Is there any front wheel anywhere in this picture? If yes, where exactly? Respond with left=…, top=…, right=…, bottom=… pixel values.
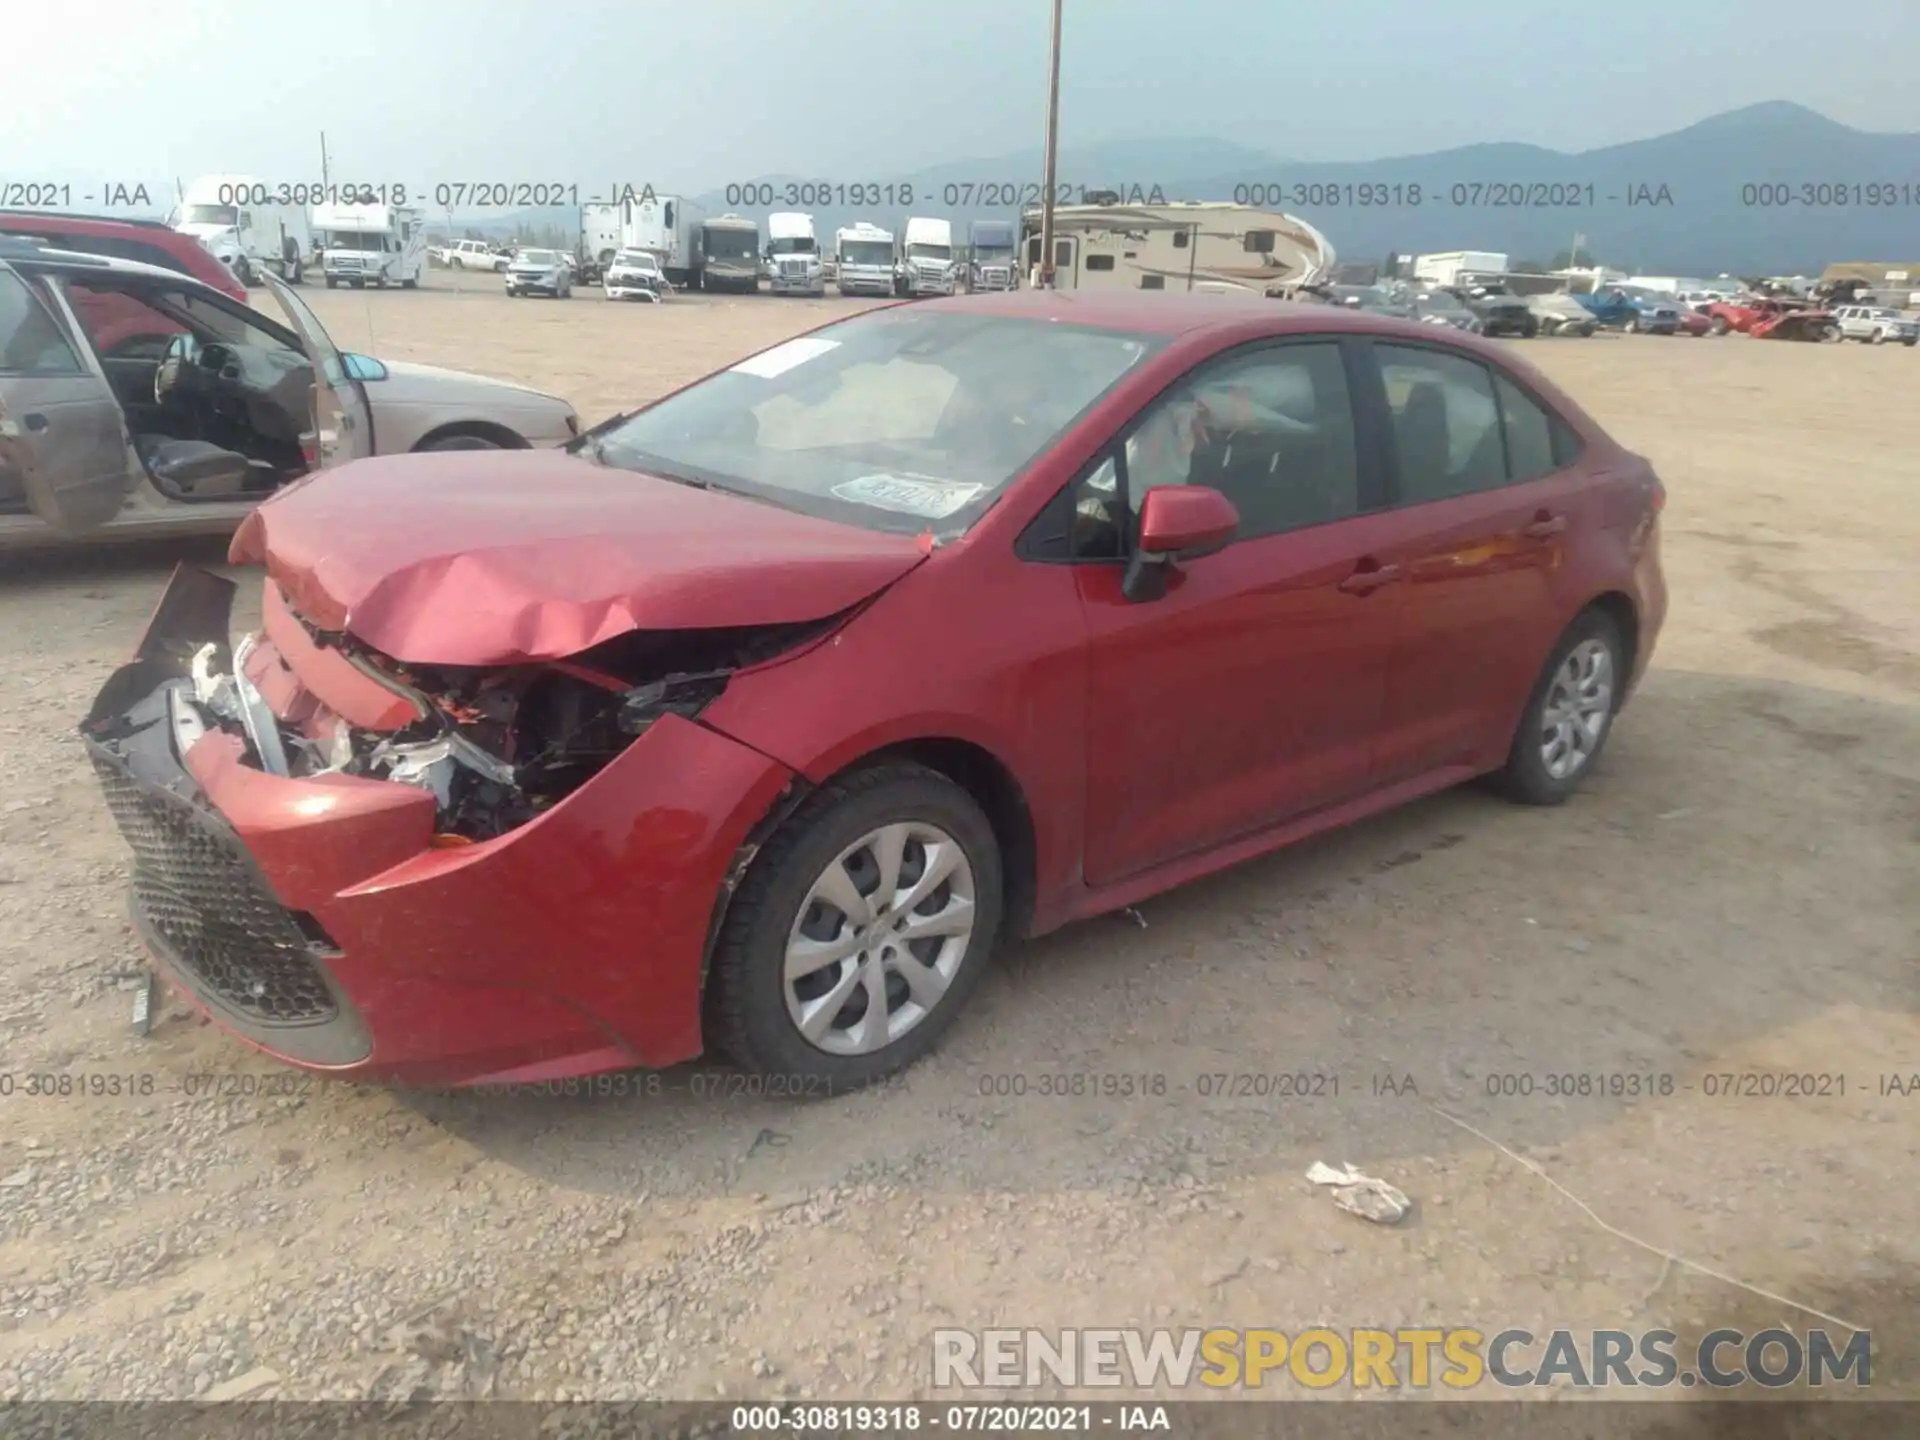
left=1710, top=316, right=1730, bottom=335
left=1870, top=328, right=1887, bottom=345
left=1622, top=315, right=1639, bottom=334
left=1904, top=337, right=1917, bottom=347
left=421, top=434, right=505, bottom=451
left=706, top=763, right=1004, bottom=1091
left=1493, top=610, right=1625, bottom=806
left=325, top=277, right=338, bottom=289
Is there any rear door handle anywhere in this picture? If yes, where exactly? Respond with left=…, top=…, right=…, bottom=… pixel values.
left=1337, top=561, right=1403, bottom=596
left=1522, top=511, right=1567, bottom=541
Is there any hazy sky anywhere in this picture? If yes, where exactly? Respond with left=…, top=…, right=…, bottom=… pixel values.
left=11, top=0, right=1917, bottom=195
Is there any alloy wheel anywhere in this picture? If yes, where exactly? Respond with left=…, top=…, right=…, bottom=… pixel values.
left=1539, top=639, right=1614, bottom=781
left=783, top=822, right=977, bottom=1056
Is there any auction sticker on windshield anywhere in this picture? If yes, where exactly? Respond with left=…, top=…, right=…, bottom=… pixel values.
left=832, top=474, right=985, bottom=518
left=731, top=337, right=841, bottom=378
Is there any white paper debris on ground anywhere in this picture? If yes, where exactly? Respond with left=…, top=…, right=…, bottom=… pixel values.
left=1307, top=1160, right=1412, bottom=1225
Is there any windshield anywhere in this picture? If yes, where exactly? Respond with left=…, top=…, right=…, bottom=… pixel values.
left=840, top=240, right=894, bottom=267
left=516, top=250, right=561, bottom=265
left=182, top=204, right=238, bottom=227
left=326, top=233, right=384, bottom=253
left=583, top=310, right=1162, bottom=535
left=705, top=228, right=758, bottom=262
left=1417, top=291, right=1466, bottom=313
left=613, top=250, right=658, bottom=269
left=907, top=243, right=952, bottom=262
left=769, top=236, right=817, bottom=256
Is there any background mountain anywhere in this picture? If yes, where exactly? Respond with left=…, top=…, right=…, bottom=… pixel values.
left=445, top=103, right=1919, bottom=276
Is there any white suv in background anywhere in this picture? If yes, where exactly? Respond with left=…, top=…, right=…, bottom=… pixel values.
left=1833, top=305, right=1918, bottom=346
left=438, top=239, right=508, bottom=271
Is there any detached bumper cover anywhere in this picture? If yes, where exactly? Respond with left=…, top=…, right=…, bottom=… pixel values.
left=81, top=566, right=796, bottom=1086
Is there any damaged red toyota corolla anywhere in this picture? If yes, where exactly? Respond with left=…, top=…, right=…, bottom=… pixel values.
left=81, top=292, right=1666, bottom=1091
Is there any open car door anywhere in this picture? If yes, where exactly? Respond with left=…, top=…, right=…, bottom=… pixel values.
left=0, top=262, right=139, bottom=532
left=257, top=272, right=373, bottom=467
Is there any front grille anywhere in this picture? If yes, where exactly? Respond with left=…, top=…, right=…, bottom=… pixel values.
left=88, top=746, right=339, bottom=1027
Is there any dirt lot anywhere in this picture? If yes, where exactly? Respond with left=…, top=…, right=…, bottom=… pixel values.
left=0, top=277, right=1914, bottom=1409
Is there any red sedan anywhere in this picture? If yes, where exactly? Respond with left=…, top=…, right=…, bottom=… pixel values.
left=81, top=292, right=1667, bottom=1093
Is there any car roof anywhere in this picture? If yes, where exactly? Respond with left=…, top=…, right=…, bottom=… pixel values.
left=0, top=209, right=177, bottom=234
left=910, top=288, right=1438, bottom=340
left=0, top=238, right=218, bottom=289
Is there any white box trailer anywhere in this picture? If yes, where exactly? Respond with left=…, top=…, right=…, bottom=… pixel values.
left=1412, top=250, right=1509, bottom=287
left=172, top=173, right=313, bottom=284
left=312, top=203, right=427, bottom=289
left=580, top=204, right=624, bottom=268
left=615, top=193, right=704, bottom=288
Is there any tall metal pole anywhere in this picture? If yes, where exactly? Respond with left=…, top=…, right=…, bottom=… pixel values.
left=320, top=132, right=332, bottom=192
left=1038, top=0, right=1063, bottom=289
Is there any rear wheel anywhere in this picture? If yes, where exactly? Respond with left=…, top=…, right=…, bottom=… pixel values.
left=1710, top=315, right=1730, bottom=336
left=1623, top=315, right=1639, bottom=334
left=706, top=763, right=1003, bottom=1091
left=1871, top=327, right=1887, bottom=345
left=1493, top=610, right=1625, bottom=807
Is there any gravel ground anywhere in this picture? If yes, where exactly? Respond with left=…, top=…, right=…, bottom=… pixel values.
left=0, top=281, right=1914, bottom=1408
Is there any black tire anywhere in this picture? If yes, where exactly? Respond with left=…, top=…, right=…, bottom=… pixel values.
left=1622, top=315, right=1639, bottom=334
left=401, top=276, right=418, bottom=290
left=234, top=257, right=254, bottom=286
left=1492, top=609, right=1626, bottom=806
left=706, top=762, right=1004, bottom=1092
left=350, top=279, right=364, bottom=290
left=420, top=434, right=505, bottom=451
left=325, top=277, right=338, bottom=289
left=1710, top=316, right=1730, bottom=336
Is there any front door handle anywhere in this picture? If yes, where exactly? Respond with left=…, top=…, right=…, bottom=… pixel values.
left=22, top=412, right=49, bottom=432
left=1522, top=511, right=1567, bottom=541
left=1338, top=561, right=1403, bottom=596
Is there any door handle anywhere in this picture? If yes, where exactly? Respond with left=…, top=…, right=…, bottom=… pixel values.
left=22, top=412, right=49, bottom=432
left=1521, top=511, right=1567, bottom=541
left=1338, top=561, right=1403, bottom=596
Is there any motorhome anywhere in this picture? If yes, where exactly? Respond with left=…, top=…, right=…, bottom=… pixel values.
left=699, top=214, right=760, bottom=293
left=615, top=193, right=704, bottom=288
left=172, top=173, right=312, bottom=284
left=834, top=223, right=897, bottom=296
left=967, top=219, right=1017, bottom=291
left=311, top=203, right=427, bottom=289
left=1018, top=202, right=1334, bottom=294
left=899, top=217, right=955, bottom=297
left=765, top=213, right=825, bottom=297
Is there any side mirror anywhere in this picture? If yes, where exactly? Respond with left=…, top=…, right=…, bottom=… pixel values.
left=341, top=353, right=388, bottom=383
left=1124, top=485, right=1239, bottom=602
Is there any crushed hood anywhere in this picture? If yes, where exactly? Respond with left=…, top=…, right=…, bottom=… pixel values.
left=228, top=450, right=930, bottom=666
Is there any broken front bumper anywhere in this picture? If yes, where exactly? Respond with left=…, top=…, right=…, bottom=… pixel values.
left=80, top=566, right=795, bottom=1087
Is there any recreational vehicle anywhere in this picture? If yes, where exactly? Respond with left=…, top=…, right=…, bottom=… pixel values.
left=699, top=214, right=760, bottom=293
left=172, top=174, right=312, bottom=284
left=1018, top=202, right=1334, bottom=295
left=312, top=203, right=427, bottom=289
left=834, top=223, right=897, bottom=296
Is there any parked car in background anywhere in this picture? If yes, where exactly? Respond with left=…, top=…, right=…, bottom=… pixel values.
left=505, top=249, right=572, bottom=299
left=1527, top=294, right=1597, bottom=336
left=603, top=249, right=668, bottom=302
left=439, top=239, right=508, bottom=271
left=1576, top=287, right=1681, bottom=335
left=1702, top=295, right=1839, bottom=341
left=1831, top=305, right=1918, bottom=346
left=1411, top=288, right=1481, bottom=332
left=71, top=292, right=1665, bottom=1091
left=1458, top=287, right=1538, bottom=338
left=0, top=212, right=248, bottom=302
left=0, top=247, right=578, bottom=548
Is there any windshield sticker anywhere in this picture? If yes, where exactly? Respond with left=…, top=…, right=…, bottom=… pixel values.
left=831, top=474, right=986, bottom=519
left=730, top=337, right=841, bottom=378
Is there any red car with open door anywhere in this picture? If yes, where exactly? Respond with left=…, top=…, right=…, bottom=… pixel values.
left=78, top=292, right=1667, bottom=1094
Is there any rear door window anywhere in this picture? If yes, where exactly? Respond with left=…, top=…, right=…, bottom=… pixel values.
left=1374, top=344, right=1505, bottom=503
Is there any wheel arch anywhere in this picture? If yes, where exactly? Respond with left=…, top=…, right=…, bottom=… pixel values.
left=410, top=419, right=530, bottom=452
left=1584, top=589, right=1641, bottom=685
left=696, top=733, right=1041, bottom=1001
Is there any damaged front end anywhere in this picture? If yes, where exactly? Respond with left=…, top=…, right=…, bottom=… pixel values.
left=272, top=616, right=816, bottom=841
left=109, top=569, right=830, bottom=844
